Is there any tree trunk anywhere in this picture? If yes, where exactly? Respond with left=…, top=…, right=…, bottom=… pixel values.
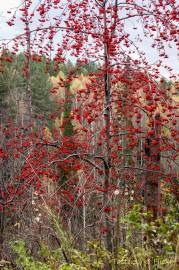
left=144, top=113, right=161, bottom=219
left=103, top=4, right=113, bottom=255
left=175, top=235, right=179, bottom=267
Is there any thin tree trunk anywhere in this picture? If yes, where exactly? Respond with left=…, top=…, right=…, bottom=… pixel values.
left=175, top=235, right=179, bottom=267
left=0, top=211, right=4, bottom=259
left=103, top=3, right=113, bottom=255
left=144, top=113, right=161, bottom=219
left=24, top=0, right=32, bottom=125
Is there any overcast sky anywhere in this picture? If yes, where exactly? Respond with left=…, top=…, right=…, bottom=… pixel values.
left=0, top=0, right=178, bottom=79
left=0, top=0, right=21, bottom=39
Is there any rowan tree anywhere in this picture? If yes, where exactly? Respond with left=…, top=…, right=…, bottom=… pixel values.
left=0, top=0, right=178, bottom=267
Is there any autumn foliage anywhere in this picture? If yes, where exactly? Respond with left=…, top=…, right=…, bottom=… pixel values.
left=0, top=0, right=178, bottom=269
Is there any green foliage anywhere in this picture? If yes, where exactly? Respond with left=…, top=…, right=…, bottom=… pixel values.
left=30, top=56, right=55, bottom=121
left=0, top=259, right=13, bottom=270
left=12, top=240, right=51, bottom=270
left=120, top=205, right=178, bottom=248
left=6, top=205, right=178, bottom=270
left=63, top=94, right=73, bottom=137
left=60, top=263, right=87, bottom=270
left=119, top=205, right=178, bottom=269
left=0, top=51, right=56, bottom=124
left=11, top=239, right=111, bottom=270
left=3, top=198, right=179, bottom=270
left=39, top=241, right=63, bottom=269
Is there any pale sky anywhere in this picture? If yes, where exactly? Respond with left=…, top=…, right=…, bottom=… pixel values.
left=0, top=0, right=20, bottom=12
left=0, top=0, right=21, bottom=39
left=0, top=0, right=178, bottom=79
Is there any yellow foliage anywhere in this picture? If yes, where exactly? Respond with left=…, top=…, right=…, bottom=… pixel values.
left=70, top=74, right=90, bottom=94
left=172, top=95, right=179, bottom=103
left=50, top=71, right=66, bottom=98
left=44, top=127, right=52, bottom=140
left=50, top=73, right=91, bottom=135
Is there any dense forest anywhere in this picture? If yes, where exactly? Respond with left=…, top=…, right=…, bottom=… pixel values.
left=0, top=0, right=178, bottom=270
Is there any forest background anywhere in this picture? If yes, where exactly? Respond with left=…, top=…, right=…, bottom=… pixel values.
left=0, top=0, right=178, bottom=269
